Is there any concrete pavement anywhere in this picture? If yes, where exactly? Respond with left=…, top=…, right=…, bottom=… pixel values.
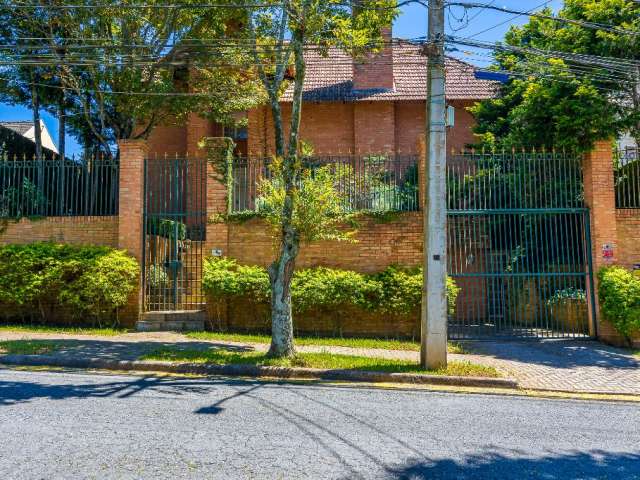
left=1, top=368, right=639, bottom=479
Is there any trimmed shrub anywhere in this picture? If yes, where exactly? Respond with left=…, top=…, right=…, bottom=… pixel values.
left=202, top=257, right=459, bottom=317
left=598, top=266, right=640, bottom=341
left=0, top=242, right=138, bottom=327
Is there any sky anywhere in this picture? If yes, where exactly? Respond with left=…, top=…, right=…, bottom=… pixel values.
left=0, top=0, right=564, bottom=157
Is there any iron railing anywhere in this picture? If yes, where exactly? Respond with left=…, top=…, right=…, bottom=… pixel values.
left=446, top=151, right=593, bottom=339
left=231, top=155, right=419, bottom=213
left=143, top=156, right=207, bottom=311
left=0, top=156, right=119, bottom=218
left=614, top=147, right=640, bottom=209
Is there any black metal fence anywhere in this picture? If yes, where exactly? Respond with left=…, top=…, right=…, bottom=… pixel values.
left=615, top=147, right=640, bottom=209
left=0, top=156, right=119, bottom=218
left=231, top=155, right=419, bottom=213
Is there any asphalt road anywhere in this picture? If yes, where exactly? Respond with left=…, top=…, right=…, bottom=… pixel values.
left=0, top=368, right=639, bottom=480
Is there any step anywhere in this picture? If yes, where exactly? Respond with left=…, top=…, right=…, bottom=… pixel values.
left=136, top=310, right=206, bottom=332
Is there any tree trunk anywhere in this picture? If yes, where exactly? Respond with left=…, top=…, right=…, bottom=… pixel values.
left=267, top=237, right=299, bottom=357
left=267, top=28, right=307, bottom=358
left=58, top=101, right=66, bottom=161
left=30, top=82, right=43, bottom=163
left=57, top=100, right=66, bottom=215
left=633, top=68, right=640, bottom=149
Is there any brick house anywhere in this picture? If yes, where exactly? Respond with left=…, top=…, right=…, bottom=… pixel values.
left=147, top=36, right=497, bottom=158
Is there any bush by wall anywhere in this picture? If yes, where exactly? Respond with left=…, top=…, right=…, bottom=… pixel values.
left=0, top=242, right=138, bottom=327
left=598, top=266, right=640, bottom=342
left=202, top=257, right=459, bottom=337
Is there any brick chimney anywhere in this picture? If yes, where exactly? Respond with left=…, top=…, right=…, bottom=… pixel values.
left=352, top=27, right=394, bottom=91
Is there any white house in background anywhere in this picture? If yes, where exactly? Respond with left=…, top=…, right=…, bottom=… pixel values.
left=0, top=120, right=59, bottom=154
left=618, top=132, right=638, bottom=151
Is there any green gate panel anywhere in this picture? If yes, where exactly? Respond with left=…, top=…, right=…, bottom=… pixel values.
left=447, top=151, right=595, bottom=340
left=142, top=156, right=207, bottom=312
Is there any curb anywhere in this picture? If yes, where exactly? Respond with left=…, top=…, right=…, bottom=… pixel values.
left=0, top=354, right=518, bottom=389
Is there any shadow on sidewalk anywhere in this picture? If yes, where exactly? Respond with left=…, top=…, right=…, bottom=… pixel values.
left=1, top=338, right=254, bottom=362
left=467, top=339, right=640, bottom=370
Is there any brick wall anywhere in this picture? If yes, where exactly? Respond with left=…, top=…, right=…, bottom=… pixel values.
left=0, top=216, right=118, bottom=247
left=246, top=100, right=479, bottom=157
left=222, top=212, right=423, bottom=272
left=615, top=209, right=640, bottom=270
left=354, top=102, right=396, bottom=154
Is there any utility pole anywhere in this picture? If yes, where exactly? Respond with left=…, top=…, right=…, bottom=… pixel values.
left=421, top=0, right=448, bottom=369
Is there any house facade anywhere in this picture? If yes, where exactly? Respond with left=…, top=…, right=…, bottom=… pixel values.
left=147, top=36, right=497, bottom=158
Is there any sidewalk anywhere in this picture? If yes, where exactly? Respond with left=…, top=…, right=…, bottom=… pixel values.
left=1, top=331, right=638, bottom=395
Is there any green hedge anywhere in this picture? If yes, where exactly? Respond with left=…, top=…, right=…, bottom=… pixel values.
left=598, top=266, right=640, bottom=340
left=0, top=242, right=139, bottom=327
left=203, top=257, right=459, bottom=316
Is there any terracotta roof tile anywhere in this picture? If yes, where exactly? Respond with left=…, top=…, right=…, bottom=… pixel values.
left=280, top=40, right=498, bottom=102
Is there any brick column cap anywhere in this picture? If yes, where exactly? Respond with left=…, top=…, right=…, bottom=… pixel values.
left=118, top=138, right=149, bottom=153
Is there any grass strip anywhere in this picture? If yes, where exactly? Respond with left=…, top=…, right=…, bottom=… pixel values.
left=186, top=331, right=469, bottom=354
left=141, top=347, right=498, bottom=377
left=0, top=324, right=126, bottom=336
left=0, top=340, right=60, bottom=355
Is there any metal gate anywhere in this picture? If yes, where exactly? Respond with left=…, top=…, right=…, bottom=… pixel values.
left=142, top=156, right=207, bottom=311
left=447, top=150, right=595, bottom=339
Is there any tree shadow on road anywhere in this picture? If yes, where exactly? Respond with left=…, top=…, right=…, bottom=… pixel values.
left=383, top=449, right=640, bottom=480
left=0, top=370, right=261, bottom=407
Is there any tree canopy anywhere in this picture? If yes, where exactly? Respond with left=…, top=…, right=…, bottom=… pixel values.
left=470, top=0, right=640, bottom=151
left=0, top=1, right=262, bottom=156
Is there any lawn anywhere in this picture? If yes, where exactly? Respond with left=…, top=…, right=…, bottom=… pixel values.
left=186, top=331, right=469, bottom=354
left=141, top=347, right=498, bottom=377
left=0, top=324, right=127, bottom=336
left=0, top=340, right=60, bottom=355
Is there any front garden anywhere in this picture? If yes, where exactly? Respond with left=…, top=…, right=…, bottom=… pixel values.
left=202, top=257, right=459, bottom=339
left=598, top=266, right=640, bottom=345
left=0, top=243, right=138, bottom=327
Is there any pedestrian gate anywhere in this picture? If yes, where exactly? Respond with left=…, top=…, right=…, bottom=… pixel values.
left=447, top=151, right=595, bottom=339
left=142, top=156, right=207, bottom=311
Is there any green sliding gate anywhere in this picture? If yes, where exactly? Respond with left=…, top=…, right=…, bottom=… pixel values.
left=142, top=156, right=207, bottom=311
left=447, top=150, right=596, bottom=339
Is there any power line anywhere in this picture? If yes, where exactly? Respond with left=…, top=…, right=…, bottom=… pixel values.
left=447, top=2, right=640, bottom=37
left=463, top=0, right=553, bottom=40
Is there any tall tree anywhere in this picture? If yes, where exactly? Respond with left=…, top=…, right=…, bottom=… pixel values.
left=470, top=1, right=640, bottom=151
left=0, top=1, right=262, bottom=156
left=0, top=4, right=57, bottom=160
left=243, top=0, right=397, bottom=358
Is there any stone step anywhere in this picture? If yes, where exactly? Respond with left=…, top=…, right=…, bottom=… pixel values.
left=136, top=310, right=206, bottom=332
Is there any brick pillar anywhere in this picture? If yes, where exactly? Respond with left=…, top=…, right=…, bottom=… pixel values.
left=583, top=140, right=623, bottom=342
left=199, top=137, right=233, bottom=257
left=117, top=139, right=148, bottom=325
